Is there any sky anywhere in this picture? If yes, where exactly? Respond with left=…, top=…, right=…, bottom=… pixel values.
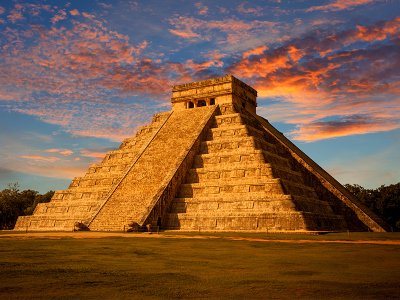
left=0, top=0, right=399, bottom=193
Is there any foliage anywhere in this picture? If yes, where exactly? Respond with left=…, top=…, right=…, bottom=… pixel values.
left=0, top=183, right=54, bottom=230
left=345, top=182, right=400, bottom=231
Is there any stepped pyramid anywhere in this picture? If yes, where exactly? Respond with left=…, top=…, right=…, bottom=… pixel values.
left=15, top=75, right=388, bottom=232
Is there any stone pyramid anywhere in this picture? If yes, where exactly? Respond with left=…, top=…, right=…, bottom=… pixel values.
left=15, top=75, right=387, bottom=232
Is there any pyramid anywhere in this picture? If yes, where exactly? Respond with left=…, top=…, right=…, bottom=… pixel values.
left=15, top=75, right=388, bottom=232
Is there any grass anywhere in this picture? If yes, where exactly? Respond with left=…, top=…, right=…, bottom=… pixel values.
left=1, top=232, right=400, bottom=299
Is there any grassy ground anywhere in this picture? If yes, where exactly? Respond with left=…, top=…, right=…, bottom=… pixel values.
left=1, top=232, right=400, bottom=299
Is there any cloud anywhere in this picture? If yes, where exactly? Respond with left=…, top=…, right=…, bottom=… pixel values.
left=306, top=0, right=375, bottom=12
left=195, top=2, right=208, bottom=16
left=237, top=2, right=263, bottom=16
left=168, top=15, right=277, bottom=49
left=80, top=149, right=108, bottom=159
left=45, top=148, right=74, bottom=156
left=291, top=115, right=400, bottom=142
left=70, top=9, right=80, bottom=16
left=20, top=155, right=60, bottom=163
left=7, top=7, right=24, bottom=23
left=51, top=9, right=67, bottom=24
left=228, top=17, right=400, bottom=141
left=0, top=6, right=5, bottom=15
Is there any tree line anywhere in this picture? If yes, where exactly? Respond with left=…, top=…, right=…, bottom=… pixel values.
left=0, top=182, right=399, bottom=231
left=0, top=183, right=54, bottom=230
left=344, top=182, right=400, bottom=231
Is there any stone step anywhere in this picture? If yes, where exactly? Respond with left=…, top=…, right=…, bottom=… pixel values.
left=207, top=123, right=265, bottom=140
left=170, top=198, right=298, bottom=214
left=87, top=164, right=128, bottom=174
left=18, top=216, right=79, bottom=231
left=199, top=136, right=257, bottom=154
left=52, top=190, right=108, bottom=201
left=64, top=186, right=110, bottom=192
left=81, top=172, right=123, bottom=180
left=33, top=202, right=99, bottom=216
left=69, top=177, right=118, bottom=188
left=280, top=179, right=318, bottom=199
left=164, top=212, right=308, bottom=231
left=169, top=196, right=334, bottom=215
left=164, top=212, right=346, bottom=231
left=200, top=136, right=277, bottom=155
left=261, top=150, right=291, bottom=169
left=177, top=178, right=286, bottom=197
left=186, top=162, right=304, bottom=184
left=193, top=149, right=266, bottom=167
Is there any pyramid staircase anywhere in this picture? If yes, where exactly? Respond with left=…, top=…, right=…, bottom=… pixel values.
left=164, top=105, right=350, bottom=231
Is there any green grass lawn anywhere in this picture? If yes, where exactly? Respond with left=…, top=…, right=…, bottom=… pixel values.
left=1, top=233, right=400, bottom=299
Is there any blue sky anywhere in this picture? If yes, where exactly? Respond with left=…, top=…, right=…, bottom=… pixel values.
left=0, top=0, right=399, bottom=193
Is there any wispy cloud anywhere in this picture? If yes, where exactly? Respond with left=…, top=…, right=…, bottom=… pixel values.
left=237, top=2, right=263, bottom=16
left=44, top=148, right=74, bottom=156
left=20, top=155, right=60, bottom=163
left=195, top=2, right=208, bottom=16
left=306, top=0, right=375, bottom=12
left=168, top=15, right=277, bottom=49
left=80, top=149, right=109, bottom=159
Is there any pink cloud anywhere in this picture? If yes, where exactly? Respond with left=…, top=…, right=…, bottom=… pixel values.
left=80, top=149, right=107, bottom=159
left=291, top=116, right=400, bottom=142
left=20, top=155, right=60, bottom=163
left=306, top=0, right=375, bottom=12
left=242, top=45, right=268, bottom=59
left=7, top=10, right=24, bottom=23
left=195, top=2, right=208, bottom=15
left=0, top=6, right=5, bottom=15
left=70, top=9, right=80, bottom=16
left=168, top=16, right=277, bottom=47
left=51, top=9, right=67, bottom=24
left=45, top=149, right=74, bottom=156
left=237, top=2, right=263, bottom=16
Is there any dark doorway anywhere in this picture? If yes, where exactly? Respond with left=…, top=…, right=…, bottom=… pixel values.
left=197, top=100, right=207, bottom=107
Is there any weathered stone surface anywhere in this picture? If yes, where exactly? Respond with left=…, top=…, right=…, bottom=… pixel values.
left=15, top=75, right=388, bottom=232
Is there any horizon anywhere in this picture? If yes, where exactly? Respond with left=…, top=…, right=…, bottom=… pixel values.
left=0, top=0, right=399, bottom=193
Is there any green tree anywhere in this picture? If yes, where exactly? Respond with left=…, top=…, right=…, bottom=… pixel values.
left=0, top=183, right=54, bottom=229
left=345, top=182, right=400, bottom=231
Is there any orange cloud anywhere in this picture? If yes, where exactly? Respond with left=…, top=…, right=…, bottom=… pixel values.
left=80, top=149, right=108, bottom=159
left=306, top=0, right=374, bottom=12
left=292, top=117, right=400, bottom=142
left=20, top=155, right=60, bottom=162
left=51, top=9, right=67, bottom=24
left=243, top=45, right=268, bottom=59
left=195, top=2, right=208, bottom=16
left=237, top=3, right=263, bottom=16
left=70, top=9, right=79, bottom=16
left=45, top=149, right=74, bottom=156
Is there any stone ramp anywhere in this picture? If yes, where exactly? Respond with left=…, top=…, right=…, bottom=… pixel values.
left=88, top=106, right=217, bottom=231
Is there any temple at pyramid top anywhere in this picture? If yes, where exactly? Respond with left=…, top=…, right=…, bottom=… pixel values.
left=171, top=75, right=257, bottom=114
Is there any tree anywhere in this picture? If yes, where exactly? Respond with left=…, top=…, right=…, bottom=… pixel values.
left=0, top=183, right=54, bottom=230
left=345, top=182, right=400, bottom=231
